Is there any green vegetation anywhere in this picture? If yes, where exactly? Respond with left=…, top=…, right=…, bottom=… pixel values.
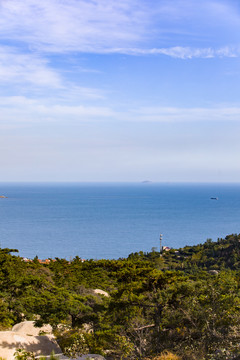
left=1, top=234, right=240, bottom=359
left=14, top=349, right=58, bottom=360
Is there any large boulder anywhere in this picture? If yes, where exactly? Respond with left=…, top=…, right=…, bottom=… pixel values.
left=0, top=321, right=106, bottom=360
left=12, top=321, right=53, bottom=336
left=0, top=330, right=62, bottom=359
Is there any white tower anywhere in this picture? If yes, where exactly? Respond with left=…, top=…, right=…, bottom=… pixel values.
left=160, top=234, right=163, bottom=253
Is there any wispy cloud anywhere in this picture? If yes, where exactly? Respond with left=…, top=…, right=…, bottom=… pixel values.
left=0, top=96, right=115, bottom=125
left=1, top=95, right=240, bottom=126
left=0, top=0, right=148, bottom=52
left=0, top=46, right=62, bottom=87
left=0, top=45, right=105, bottom=100
left=0, top=43, right=237, bottom=98
left=0, top=0, right=239, bottom=99
left=127, top=106, right=240, bottom=122
left=0, top=0, right=239, bottom=54
left=107, top=46, right=240, bottom=58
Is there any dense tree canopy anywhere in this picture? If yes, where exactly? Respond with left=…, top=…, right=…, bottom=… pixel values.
left=1, top=235, right=240, bottom=359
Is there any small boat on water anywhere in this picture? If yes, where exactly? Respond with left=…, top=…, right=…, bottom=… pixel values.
left=210, top=197, right=218, bottom=200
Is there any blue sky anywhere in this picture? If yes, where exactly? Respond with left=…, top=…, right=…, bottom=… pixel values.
left=1, top=0, right=240, bottom=182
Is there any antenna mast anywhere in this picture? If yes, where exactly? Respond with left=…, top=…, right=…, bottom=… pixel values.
left=160, top=233, right=163, bottom=253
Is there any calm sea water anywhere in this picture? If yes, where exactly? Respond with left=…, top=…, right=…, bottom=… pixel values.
left=0, top=183, right=239, bottom=260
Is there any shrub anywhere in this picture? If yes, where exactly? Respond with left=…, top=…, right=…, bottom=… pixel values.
left=144, top=350, right=182, bottom=360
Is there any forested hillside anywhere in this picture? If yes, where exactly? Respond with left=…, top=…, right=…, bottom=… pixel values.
left=1, top=234, right=240, bottom=360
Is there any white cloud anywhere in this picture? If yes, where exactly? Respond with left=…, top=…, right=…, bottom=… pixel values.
left=0, top=0, right=239, bottom=55
left=0, top=96, right=115, bottom=124
left=0, top=43, right=236, bottom=99
left=124, top=106, right=240, bottom=122
left=0, top=46, right=105, bottom=100
left=107, top=46, right=239, bottom=58
left=62, top=85, right=105, bottom=100
left=0, top=0, right=148, bottom=52
left=0, top=0, right=239, bottom=102
left=1, top=96, right=240, bottom=125
left=0, top=46, right=62, bottom=87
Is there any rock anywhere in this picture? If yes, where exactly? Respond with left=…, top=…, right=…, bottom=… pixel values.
left=93, top=289, right=109, bottom=297
left=0, top=331, right=62, bottom=359
left=208, top=270, right=219, bottom=275
left=0, top=321, right=106, bottom=360
left=12, top=321, right=53, bottom=336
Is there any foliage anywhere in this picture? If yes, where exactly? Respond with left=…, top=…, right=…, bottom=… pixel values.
left=55, top=327, right=90, bottom=357
left=2, top=234, right=240, bottom=359
left=144, top=351, right=182, bottom=360
left=14, top=349, right=58, bottom=360
left=14, top=349, right=35, bottom=360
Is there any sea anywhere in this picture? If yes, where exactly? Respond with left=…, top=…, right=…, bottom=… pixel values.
left=0, top=182, right=239, bottom=260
